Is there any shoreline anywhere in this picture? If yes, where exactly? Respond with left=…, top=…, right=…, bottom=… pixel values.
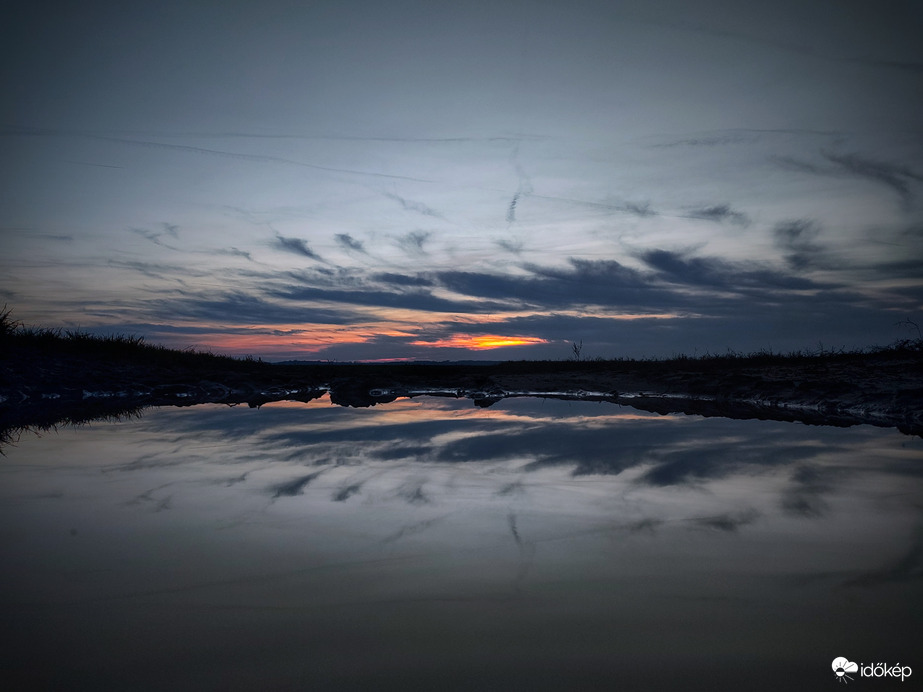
left=3, top=343, right=922, bottom=438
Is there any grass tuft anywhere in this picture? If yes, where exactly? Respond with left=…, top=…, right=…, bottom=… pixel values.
left=0, top=307, right=263, bottom=370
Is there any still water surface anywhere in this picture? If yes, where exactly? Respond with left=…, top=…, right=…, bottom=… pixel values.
left=1, top=396, right=921, bottom=690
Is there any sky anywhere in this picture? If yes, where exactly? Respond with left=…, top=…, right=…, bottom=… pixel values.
left=2, top=0, right=922, bottom=361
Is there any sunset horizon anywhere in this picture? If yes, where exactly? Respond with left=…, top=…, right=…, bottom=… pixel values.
left=3, top=1, right=920, bottom=362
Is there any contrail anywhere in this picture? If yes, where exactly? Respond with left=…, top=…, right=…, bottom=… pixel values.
left=506, top=143, right=534, bottom=225
left=507, top=512, right=536, bottom=594
left=506, top=192, right=520, bottom=224
left=2, top=125, right=435, bottom=183
left=508, top=512, right=523, bottom=546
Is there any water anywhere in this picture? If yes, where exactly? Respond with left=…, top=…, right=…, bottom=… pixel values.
left=1, top=395, right=921, bottom=690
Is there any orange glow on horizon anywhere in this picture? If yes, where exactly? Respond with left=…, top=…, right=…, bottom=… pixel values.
left=173, top=322, right=417, bottom=355
left=146, top=307, right=682, bottom=356
left=156, top=318, right=555, bottom=355
left=409, top=334, right=550, bottom=350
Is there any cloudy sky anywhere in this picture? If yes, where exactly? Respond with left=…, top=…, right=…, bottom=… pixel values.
left=2, top=0, right=921, bottom=360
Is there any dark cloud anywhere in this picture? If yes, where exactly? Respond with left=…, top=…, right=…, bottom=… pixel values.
left=432, top=251, right=853, bottom=343
left=73, top=242, right=913, bottom=359
left=822, top=151, right=922, bottom=206
left=260, top=264, right=516, bottom=313
left=638, top=249, right=821, bottom=291
left=130, top=223, right=180, bottom=249
left=627, top=518, right=664, bottom=533
left=263, top=418, right=489, bottom=448
left=769, top=155, right=826, bottom=175
left=436, top=423, right=668, bottom=474
left=61, top=227, right=918, bottom=362
left=127, top=228, right=254, bottom=262
left=508, top=512, right=523, bottom=546
left=773, top=219, right=819, bottom=246
left=370, top=272, right=434, bottom=287
left=779, top=464, right=832, bottom=518
left=384, top=192, right=443, bottom=219
left=691, top=509, right=759, bottom=532
left=275, top=233, right=323, bottom=261
left=267, top=283, right=505, bottom=314
left=506, top=144, right=534, bottom=225
left=382, top=515, right=448, bottom=543
left=369, top=445, right=433, bottom=461
left=506, top=192, right=520, bottom=224
left=106, top=258, right=196, bottom=282
left=283, top=266, right=365, bottom=289
left=81, top=321, right=309, bottom=338
left=334, top=233, right=365, bottom=252
left=214, top=247, right=253, bottom=261
left=129, top=486, right=174, bottom=512
left=136, top=403, right=354, bottom=444
left=623, top=201, right=657, bottom=217
left=397, top=231, right=431, bottom=255
left=496, top=238, right=525, bottom=254
left=429, top=416, right=847, bottom=491
left=396, top=483, right=430, bottom=505
left=155, top=291, right=362, bottom=325
left=437, top=258, right=664, bottom=311
left=638, top=449, right=729, bottom=486
left=272, top=471, right=324, bottom=498
left=496, top=481, right=525, bottom=497
left=653, top=134, right=752, bottom=148
left=637, top=438, right=824, bottom=487
left=429, top=312, right=654, bottom=343
left=686, top=204, right=750, bottom=226
left=773, top=219, right=824, bottom=269
left=524, top=192, right=658, bottom=217
left=332, top=483, right=362, bottom=502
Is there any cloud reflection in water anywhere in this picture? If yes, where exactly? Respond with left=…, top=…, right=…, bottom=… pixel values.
left=0, top=395, right=920, bottom=690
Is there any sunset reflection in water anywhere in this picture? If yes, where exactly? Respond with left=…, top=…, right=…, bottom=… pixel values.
left=1, top=396, right=920, bottom=690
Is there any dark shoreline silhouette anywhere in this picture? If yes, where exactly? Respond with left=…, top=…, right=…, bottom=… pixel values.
left=2, top=310, right=922, bottom=440
left=4, top=359, right=923, bottom=442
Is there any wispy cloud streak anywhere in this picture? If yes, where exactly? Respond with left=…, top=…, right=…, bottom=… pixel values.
left=397, top=231, right=431, bottom=256
left=384, top=192, right=444, bottom=219
left=506, top=143, right=534, bottom=225
left=275, top=233, right=324, bottom=261
left=335, top=233, right=366, bottom=253
left=130, top=223, right=181, bottom=250
left=822, top=151, right=922, bottom=206
left=1, top=126, right=436, bottom=182
left=685, top=204, right=749, bottom=226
